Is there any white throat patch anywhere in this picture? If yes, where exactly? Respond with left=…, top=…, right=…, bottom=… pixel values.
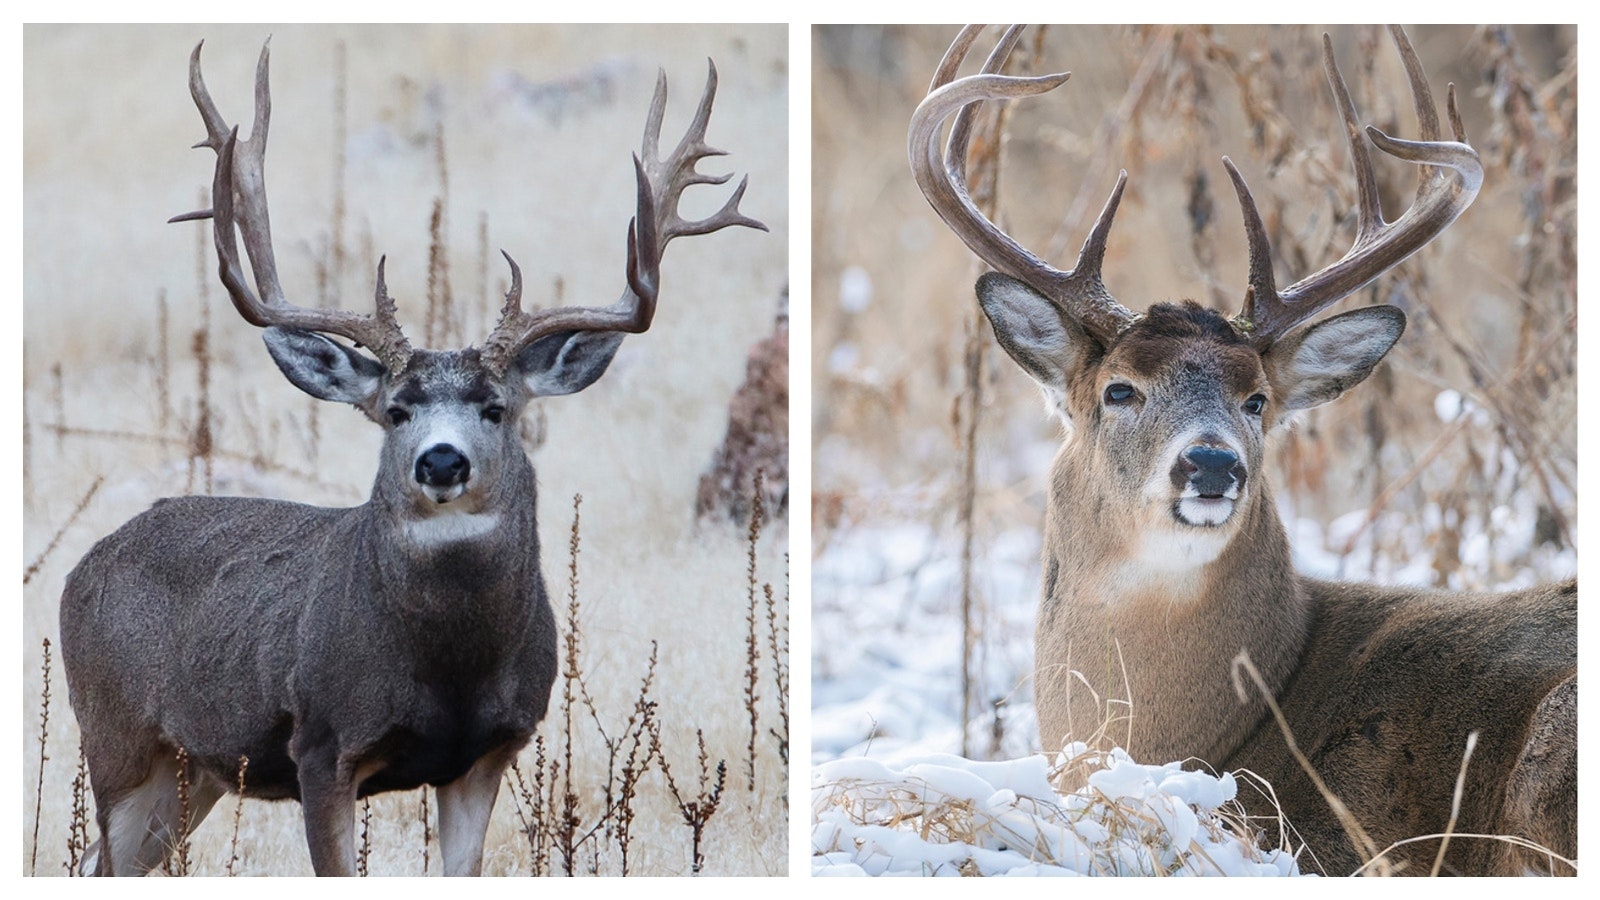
left=1112, top=525, right=1232, bottom=595
left=402, top=511, right=501, bottom=548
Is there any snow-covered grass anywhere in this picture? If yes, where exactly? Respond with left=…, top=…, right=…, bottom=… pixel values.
left=813, top=745, right=1301, bottom=876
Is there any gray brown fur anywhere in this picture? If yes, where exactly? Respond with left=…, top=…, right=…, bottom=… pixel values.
left=1015, top=296, right=1576, bottom=876
left=59, top=343, right=573, bottom=876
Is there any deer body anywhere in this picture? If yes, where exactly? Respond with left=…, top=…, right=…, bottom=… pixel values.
left=60, top=483, right=557, bottom=858
left=912, top=26, right=1576, bottom=876
left=60, top=41, right=762, bottom=876
left=1030, top=311, right=1577, bottom=873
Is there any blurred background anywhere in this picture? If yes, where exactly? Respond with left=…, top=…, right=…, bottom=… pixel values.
left=811, top=24, right=1575, bottom=762
left=24, top=24, right=789, bottom=875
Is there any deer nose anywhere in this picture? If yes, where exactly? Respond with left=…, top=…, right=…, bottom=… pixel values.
left=415, top=444, right=470, bottom=488
left=1174, top=444, right=1246, bottom=497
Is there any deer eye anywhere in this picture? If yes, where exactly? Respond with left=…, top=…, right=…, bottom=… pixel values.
left=1243, top=394, right=1267, bottom=416
left=1103, top=383, right=1138, bottom=406
left=386, top=407, right=411, bottom=426
left=482, top=405, right=506, bottom=424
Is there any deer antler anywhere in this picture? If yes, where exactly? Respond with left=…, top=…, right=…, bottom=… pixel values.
left=1227, top=26, right=1483, bottom=348
left=480, top=60, right=767, bottom=375
left=909, top=24, right=1138, bottom=347
left=170, top=40, right=413, bottom=372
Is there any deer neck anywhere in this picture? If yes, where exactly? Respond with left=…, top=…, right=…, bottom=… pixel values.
left=1034, top=443, right=1310, bottom=768
left=359, top=454, right=545, bottom=607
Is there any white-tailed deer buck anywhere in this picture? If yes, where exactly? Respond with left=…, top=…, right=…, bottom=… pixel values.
left=911, top=25, right=1575, bottom=876
left=59, top=40, right=764, bottom=876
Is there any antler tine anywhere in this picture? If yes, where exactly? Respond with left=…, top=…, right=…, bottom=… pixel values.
left=1234, top=26, right=1482, bottom=349
left=908, top=24, right=1137, bottom=347
left=482, top=62, right=766, bottom=374
left=944, top=24, right=1027, bottom=190
left=170, top=40, right=412, bottom=371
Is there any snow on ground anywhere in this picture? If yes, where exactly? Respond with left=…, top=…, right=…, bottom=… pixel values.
left=813, top=745, right=1302, bottom=876
left=810, top=468, right=1575, bottom=876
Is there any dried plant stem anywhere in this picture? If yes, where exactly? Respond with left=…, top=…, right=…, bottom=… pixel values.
left=530, top=737, right=550, bottom=874
left=227, top=755, right=249, bottom=876
left=655, top=726, right=727, bottom=875
left=1232, top=652, right=1381, bottom=874
left=188, top=186, right=213, bottom=496
left=31, top=638, right=51, bottom=875
left=357, top=798, right=372, bottom=876
left=420, top=786, right=431, bottom=875
left=24, top=475, right=103, bottom=585
left=43, top=425, right=352, bottom=494
left=744, top=469, right=765, bottom=790
left=1429, top=731, right=1477, bottom=876
left=613, top=644, right=658, bottom=875
left=190, top=326, right=214, bottom=496
left=426, top=198, right=447, bottom=347
left=66, top=744, right=89, bottom=875
left=171, top=746, right=193, bottom=876
left=952, top=31, right=1016, bottom=754
left=764, top=580, right=789, bottom=765
left=556, top=493, right=584, bottom=875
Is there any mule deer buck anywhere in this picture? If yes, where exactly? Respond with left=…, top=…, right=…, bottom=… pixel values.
left=911, top=25, right=1575, bottom=876
left=59, top=40, right=764, bottom=876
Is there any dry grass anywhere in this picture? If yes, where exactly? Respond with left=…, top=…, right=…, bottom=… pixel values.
left=22, top=23, right=787, bottom=877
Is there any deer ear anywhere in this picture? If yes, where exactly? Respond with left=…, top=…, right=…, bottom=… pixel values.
left=263, top=327, right=385, bottom=406
left=515, top=330, right=626, bottom=397
left=976, top=272, right=1098, bottom=419
left=1264, top=305, right=1405, bottom=412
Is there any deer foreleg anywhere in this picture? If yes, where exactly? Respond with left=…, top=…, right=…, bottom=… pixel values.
left=436, top=745, right=517, bottom=876
left=296, top=748, right=380, bottom=876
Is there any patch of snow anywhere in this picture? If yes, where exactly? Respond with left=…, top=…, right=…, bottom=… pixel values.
left=812, top=744, right=1305, bottom=877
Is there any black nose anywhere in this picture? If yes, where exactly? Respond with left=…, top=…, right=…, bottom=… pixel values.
left=1176, top=445, right=1245, bottom=497
left=415, top=444, right=470, bottom=488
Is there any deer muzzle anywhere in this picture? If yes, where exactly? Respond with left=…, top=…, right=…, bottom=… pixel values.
left=415, top=443, right=471, bottom=500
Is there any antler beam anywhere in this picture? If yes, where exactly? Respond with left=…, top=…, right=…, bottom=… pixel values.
left=170, top=40, right=413, bottom=371
left=1228, top=26, right=1483, bottom=348
left=908, top=24, right=1137, bottom=347
left=481, top=60, right=767, bottom=374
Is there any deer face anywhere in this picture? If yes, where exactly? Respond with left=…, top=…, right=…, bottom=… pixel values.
left=978, top=272, right=1406, bottom=556
left=1088, top=303, right=1269, bottom=533
left=262, top=326, right=624, bottom=525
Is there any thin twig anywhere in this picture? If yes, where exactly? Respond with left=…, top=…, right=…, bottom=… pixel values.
left=1429, top=731, right=1477, bottom=876
left=30, top=638, right=51, bottom=875
left=24, top=476, right=103, bottom=585
left=1231, top=651, right=1382, bottom=874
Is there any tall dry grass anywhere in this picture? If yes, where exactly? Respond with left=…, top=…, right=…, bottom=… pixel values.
left=22, top=23, right=788, bottom=876
left=812, top=24, right=1575, bottom=757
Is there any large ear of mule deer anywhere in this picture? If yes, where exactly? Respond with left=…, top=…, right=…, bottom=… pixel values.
left=58, top=40, right=764, bottom=876
left=910, top=24, right=1574, bottom=876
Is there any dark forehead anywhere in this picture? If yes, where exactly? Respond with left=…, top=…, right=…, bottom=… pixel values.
left=391, top=349, right=497, bottom=405
left=1106, top=301, right=1261, bottom=388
